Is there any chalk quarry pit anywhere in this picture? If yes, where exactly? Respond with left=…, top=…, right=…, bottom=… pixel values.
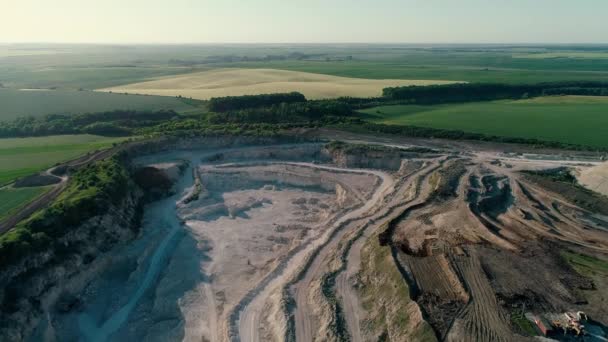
left=41, top=140, right=608, bottom=342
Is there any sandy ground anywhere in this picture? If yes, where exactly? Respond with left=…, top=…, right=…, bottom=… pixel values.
left=578, top=161, right=608, bottom=197
left=98, top=68, right=459, bottom=100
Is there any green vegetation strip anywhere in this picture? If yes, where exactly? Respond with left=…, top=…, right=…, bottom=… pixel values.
left=359, top=225, right=436, bottom=341
left=0, top=155, right=130, bottom=268
left=510, top=311, right=538, bottom=336
left=0, top=135, right=126, bottom=185
left=0, top=187, right=49, bottom=221
left=358, top=96, right=608, bottom=148
left=0, top=89, right=198, bottom=121
left=561, top=251, right=608, bottom=277
left=225, top=60, right=608, bottom=84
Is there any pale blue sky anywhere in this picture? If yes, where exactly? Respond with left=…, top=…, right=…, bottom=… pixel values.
left=2, top=0, right=607, bottom=43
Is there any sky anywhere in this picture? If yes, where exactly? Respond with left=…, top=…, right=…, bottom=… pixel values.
left=1, top=0, right=607, bottom=44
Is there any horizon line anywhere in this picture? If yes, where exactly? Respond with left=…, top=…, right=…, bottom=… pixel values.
left=2, top=41, right=608, bottom=46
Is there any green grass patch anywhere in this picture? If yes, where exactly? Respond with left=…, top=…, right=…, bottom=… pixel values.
left=0, top=89, right=197, bottom=121
left=510, top=311, right=538, bottom=336
left=513, top=52, right=608, bottom=59
left=357, top=96, right=608, bottom=149
left=0, top=186, right=49, bottom=221
left=0, top=155, right=131, bottom=268
left=561, top=251, right=608, bottom=277
left=0, top=135, right=126, bottom=185
left=359, top=225, right=436, bottom=341
left=224, top=59, right=608, bottom=84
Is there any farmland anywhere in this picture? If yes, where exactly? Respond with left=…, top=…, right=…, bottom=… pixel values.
left=0, top=89, right=198, bottom=121
left=3, top=44, right=608, bottom=91
left=99, top=68, right=458, bottom=100
left=0, top=134, right=125, bottom=185
left=358, top=96, right=608, bottom=148
left=0, top=187, right=49, bottom=221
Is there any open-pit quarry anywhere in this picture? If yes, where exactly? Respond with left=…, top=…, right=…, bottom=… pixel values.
left=10, top=136, right=608, bottom=342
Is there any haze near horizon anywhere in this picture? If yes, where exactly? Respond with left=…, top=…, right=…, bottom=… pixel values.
left=2, top=0, right=607, bottom=44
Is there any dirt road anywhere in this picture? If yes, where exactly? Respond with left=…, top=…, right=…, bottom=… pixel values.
left=0, top=146, right=121, bottom=234
left=334, top=161, right=441, bottom=342
left=235, top=163, right=394, bottom=342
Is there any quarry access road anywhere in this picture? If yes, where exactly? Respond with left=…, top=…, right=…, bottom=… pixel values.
left=334, top=160, right=441, bottom=342
left=0, top=146, right=122, bottom=234
left=235, top=162, right=394, bottom=342
left=288, top=165, right=394, bottom=342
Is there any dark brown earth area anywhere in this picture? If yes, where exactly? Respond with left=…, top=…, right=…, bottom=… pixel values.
left=380, top=149, right=608, bottom=341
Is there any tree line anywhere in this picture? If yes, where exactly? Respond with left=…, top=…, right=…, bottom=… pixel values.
left=0, top=110, right=178, bottom=138
left=208, top=92, right=307, bottom=112
left=382, top=81, right=608, bottom=104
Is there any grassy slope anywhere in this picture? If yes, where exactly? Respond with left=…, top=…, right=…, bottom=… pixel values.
left=359, top=226, right=436, bottom=341
left=0, top=135, right=126, bottom=185
left=562, top=251, right=608, bottom=277
left=0, top=187, right=49, bottom=221
left=357, top=96, right=608, bottom=148
left=0, top=89, right=198, bottom=120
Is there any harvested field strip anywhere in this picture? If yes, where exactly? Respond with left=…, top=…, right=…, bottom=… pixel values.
left=99, top=68, right=459, bottom=100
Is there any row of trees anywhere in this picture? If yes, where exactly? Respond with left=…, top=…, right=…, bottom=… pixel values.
left=0, top=110, right=178, bottom=137
left=206, top=100, right=352, bottom=124
left=383, top=81, right=608, bottom=104
left=208, top=92, right=307, bottom=112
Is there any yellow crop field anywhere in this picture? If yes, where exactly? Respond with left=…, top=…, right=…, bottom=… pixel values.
left=98, top=68, right=459, bottom=100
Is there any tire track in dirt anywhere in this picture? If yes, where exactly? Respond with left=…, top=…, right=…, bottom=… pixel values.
left=229, top=163, right=393, bottom=342
left=333, top=161, right=443, bottom=342
left=448, top=250, right=513, bottom=342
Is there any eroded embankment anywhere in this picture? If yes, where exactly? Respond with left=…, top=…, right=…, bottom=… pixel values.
left=380, top=155, right=608, bottom=342
left=0, top=156, right=147, bottom=341
left=324, top=160, right=444, bottom=342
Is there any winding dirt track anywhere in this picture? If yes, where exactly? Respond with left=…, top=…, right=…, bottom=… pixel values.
left=334, top=161, right=441, bottom=342
left=0, top=146, right=120, bottom=234
left=235, top=163, right=394, bottom=342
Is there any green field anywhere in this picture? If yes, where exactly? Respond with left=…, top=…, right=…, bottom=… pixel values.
left=0, top=187, right=49, bottom=221
left=0, top=89, right=199, bottom=121
left=0, top=134, right=126, bottom=185
left=225, top=60, right=608, bottom=84
left=358, top=96, right=608, bottom=148
left=3, top=45, right=608, bottom=90
left=513, top=52, right=608, bottom=59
